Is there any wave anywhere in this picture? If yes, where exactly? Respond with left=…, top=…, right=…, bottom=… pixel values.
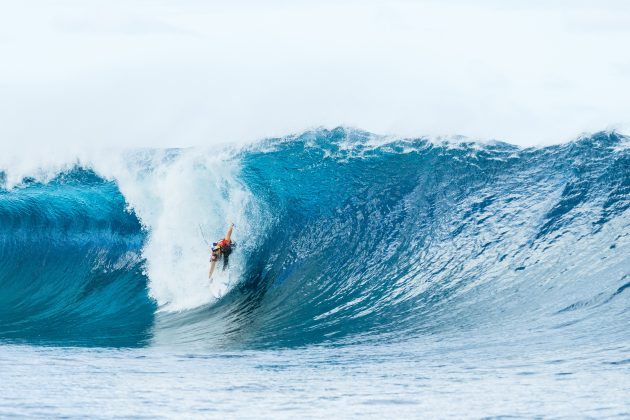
left=1, top=129, right=628, bottom=348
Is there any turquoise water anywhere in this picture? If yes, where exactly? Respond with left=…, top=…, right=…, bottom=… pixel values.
left=1, top=129, right=628, bottom=417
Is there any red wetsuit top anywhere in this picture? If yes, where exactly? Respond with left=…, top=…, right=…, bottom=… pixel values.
left=216, top=239, right=231, bottom=250
left=211, top=239, right=232, bottom=262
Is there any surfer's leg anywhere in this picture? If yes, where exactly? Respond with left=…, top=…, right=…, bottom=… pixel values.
left=208, top=260, right=217, bottom=278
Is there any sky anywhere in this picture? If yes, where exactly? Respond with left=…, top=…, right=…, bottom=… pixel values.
left=0, top=0, right=629, bottom=151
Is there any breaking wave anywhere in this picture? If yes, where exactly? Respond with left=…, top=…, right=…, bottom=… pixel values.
left=0, top=129, right=628, bottom=349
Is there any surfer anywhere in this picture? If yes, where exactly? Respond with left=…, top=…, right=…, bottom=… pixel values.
left=208, top=222, right=234, bottom=279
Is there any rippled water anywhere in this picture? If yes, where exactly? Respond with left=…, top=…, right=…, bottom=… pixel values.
left=2, top=338, right=627, bottom=418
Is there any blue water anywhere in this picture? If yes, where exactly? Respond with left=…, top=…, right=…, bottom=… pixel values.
left=1, top=128, right=629, bottom=417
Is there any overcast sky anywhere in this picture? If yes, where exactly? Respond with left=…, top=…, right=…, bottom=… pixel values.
left=1, top=0, right=629, bottom=151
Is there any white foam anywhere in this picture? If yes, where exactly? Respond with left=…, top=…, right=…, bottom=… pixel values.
left=93, top=147, right=265, bottom=311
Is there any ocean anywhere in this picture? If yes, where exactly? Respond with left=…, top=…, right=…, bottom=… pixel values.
left=1, top=128, right=628, bottom=418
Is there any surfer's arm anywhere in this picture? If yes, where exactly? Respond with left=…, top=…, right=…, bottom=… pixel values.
left=209, top=259, right=217, bottom=278
left=225, top=223, right=233, bottom=242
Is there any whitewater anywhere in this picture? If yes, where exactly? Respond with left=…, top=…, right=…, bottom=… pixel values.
left=0, top=128, right=628, bottom=417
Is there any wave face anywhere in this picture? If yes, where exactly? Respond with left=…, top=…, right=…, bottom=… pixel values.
left=1, top=129, right=629, bottom=349
left=0, top=169, right=154, bottom=346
